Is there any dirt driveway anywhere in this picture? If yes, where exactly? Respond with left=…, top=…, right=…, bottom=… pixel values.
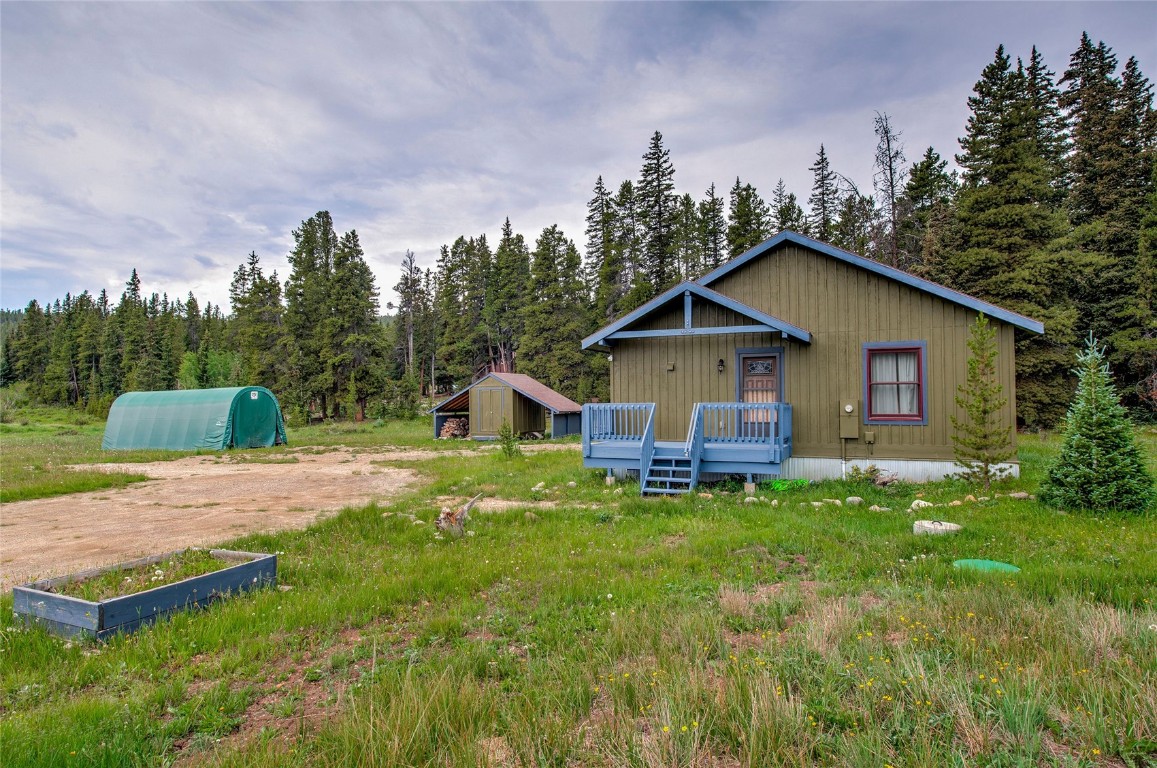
left=0, top=443, right=580, bottom=589
left=1, top=447, right=436, bottom=589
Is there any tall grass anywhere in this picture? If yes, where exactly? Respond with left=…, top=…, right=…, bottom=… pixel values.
left=0, top=408, right=1154, bottom=766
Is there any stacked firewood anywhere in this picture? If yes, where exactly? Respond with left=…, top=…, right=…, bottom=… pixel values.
left=439, top=417, right=469, bottom=438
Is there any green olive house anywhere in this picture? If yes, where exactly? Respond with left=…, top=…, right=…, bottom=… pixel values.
left=580, top=231, right=1044, bottom=494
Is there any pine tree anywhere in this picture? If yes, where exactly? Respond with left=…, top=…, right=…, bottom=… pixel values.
left=285, top=212, right=338, bottom=417
left=184, top=292, right=202, bottom=352
left=99, top=307, right=124, bottom=397
left=325, top=229, right=386, bottom=420
left=1131, top=164, right=1157, bottom=411
left=698, top=182, right=727, bottom=270
left=949, top=45, right=1081, bottom=427
left=832, top=188, right=878, bottom=257
left=488, top=220, right=530, bottom=372
left=1025, top=45, right=1070, bottom=204
left=727, top=177, right=771, bottom=258
left=637, top=131, right=679, bottom=293
left=588, top=178, right=627, bottom=322
left=771, top=178, right=807, bottom=235
left=808, top=145, right=839, bottom=242
left=1061, top=36, right=1157, bottom=406
left=518, top=226, right=591, bottom=400
left=873, top=112, right=907, bottom=267
left=432, top=243, right=463, bottom=393
left=1060, top=34, right=1121, bottom=226
left=584, top=176, right=615, bottom=289
left=416, top=269, right=438, bottom=399
left=613, top=180, right=650, bottom=313
left=117, top=270, right=149, bottom=392
left=957, top=45, right=1015, bottom=187
left=950, top=314, right=1014, bottom=490
left=899, top=146, right=958, bottom=272
left=391, top=250, right=423, bottom=377
left=435, top=235, right=492, bottom=387
left=230, top=252, right=288, bottom=391
left=42, top=294, right=79, bottom=404
left=75, top=292, right=105, bottom=405
left=1039, top=334, right=1155, bottom=514
left=672, top=193, right=702, bottom=279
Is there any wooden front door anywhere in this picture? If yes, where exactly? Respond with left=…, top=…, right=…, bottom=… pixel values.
left=740, top=355, right=779, bottom=430
left=477, top=388, right=505, bottom=434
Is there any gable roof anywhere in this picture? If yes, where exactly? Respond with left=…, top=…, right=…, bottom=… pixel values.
left=430, top=372, right=581, bottom=415
left=582, top=281, right=812, bottom=350
left=489, top=373, right=582, bottom=413
left=698, top=230, right=1045, bottom=334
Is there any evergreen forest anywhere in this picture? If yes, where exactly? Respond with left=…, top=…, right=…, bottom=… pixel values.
left=2, top=35, right=1154, bottom=426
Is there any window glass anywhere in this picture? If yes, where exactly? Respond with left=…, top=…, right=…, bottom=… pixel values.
left=867, top=348, right=922, bottom=419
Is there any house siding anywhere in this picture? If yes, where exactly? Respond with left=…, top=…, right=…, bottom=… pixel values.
left=609, top=243, right=1018, bottom=460
left=612, top=332, right=779, bottom=441
left=637, top=299, right=750, bottom=331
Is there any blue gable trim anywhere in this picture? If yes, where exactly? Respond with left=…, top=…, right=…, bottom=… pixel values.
left=697, top=231, right=1045, bottom=335
left=582, top=281, right=812, bottom=349
left=606, top=325, right=779, bottom=341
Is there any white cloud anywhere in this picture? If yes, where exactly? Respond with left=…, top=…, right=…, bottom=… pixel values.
left=2, top=2, right=1154, bottom=311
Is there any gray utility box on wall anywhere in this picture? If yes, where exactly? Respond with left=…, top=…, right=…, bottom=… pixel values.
left=839, top=400, right=860, bottom=439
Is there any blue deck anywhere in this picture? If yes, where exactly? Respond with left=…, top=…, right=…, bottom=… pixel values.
left=581, top=402, right=793, bottom=495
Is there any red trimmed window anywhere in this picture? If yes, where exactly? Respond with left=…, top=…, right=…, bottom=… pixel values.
left=867, top=347, right=923, bottom=420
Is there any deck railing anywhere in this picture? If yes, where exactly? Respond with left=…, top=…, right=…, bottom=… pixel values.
left=582, top=403, right=655, bottom=457
left=684, top=403, right=705, bottom=488
left=700, top=402, right=792, bottom=445
left=583, top=401, right=793, bottom=467
left=639, top=406, right=657, bottom=482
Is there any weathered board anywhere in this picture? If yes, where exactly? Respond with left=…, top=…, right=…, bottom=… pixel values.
left=12, top=549, right=277, bottom=640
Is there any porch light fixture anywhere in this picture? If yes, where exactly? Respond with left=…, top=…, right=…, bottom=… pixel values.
left=716, top=358, right=725, bottom=374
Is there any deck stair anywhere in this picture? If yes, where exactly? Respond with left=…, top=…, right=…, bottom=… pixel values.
left=582, top=402, right=793, bottom=497
left=642, top=446, right=694, bottom=495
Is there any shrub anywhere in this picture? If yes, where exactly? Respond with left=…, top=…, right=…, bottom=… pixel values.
left=498, top=419, right=521, bottom=458
left=1039, top=334, right=1155, bottom=514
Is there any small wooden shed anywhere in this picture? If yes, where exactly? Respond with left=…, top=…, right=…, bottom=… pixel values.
left=431, top=373, right=582, bottom=439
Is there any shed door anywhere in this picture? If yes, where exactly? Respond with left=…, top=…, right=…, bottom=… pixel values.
left=477, top=388, right=505, bottom=434
left=740, top=356, right=779, bottom=430
left=234, top=389, right=278, bottom=448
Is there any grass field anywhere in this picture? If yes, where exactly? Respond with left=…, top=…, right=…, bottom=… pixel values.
left=1, top=408, right=1154, bottom=767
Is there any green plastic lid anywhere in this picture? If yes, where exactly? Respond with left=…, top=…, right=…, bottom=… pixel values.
left=953, top=559, right=1020, bottom=573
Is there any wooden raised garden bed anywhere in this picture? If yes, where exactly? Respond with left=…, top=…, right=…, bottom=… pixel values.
left=12, top=549, right=277, bottom=639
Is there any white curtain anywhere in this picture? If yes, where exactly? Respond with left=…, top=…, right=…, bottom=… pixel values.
left=896, top=351, right=919, bottom=415
left=870, top=351, right=919, bottom=416
left=871, top=353, right=899, bottom=414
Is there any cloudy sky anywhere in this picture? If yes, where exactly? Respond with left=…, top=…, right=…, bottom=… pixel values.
left=2, top=2, right=1153, bottom=312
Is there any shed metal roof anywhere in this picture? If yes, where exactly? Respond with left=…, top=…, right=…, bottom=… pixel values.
left=489, top=373, right=582, bottom=413
left=430, top=373, right=581, bottom=415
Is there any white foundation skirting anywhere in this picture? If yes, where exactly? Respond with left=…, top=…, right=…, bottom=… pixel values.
left=780, top=456, right=1019, bottom=483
